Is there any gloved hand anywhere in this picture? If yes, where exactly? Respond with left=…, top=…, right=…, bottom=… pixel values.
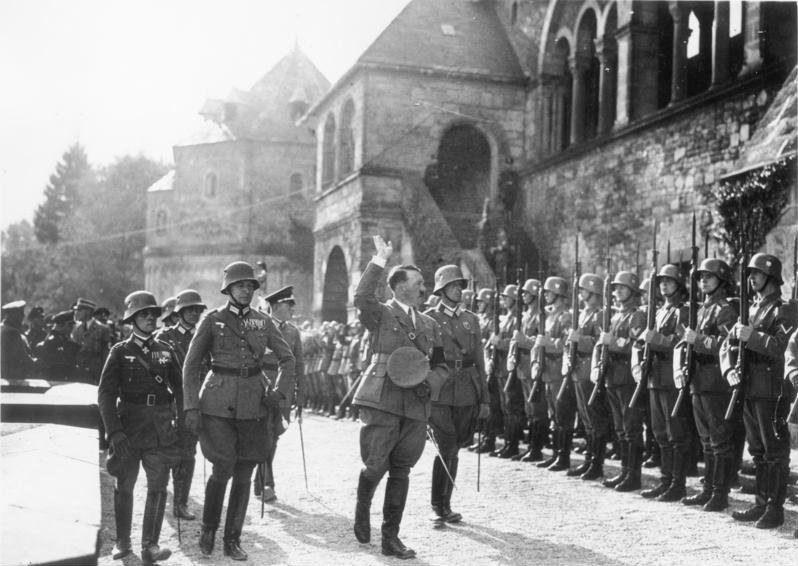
left=109, top=431, right=131, bottom=459
left=184, top=410, right=201, bottom=436
left=725, top=369, right=741, bottom=387
left=631, top=364, right=643, bottom=384
left=262, top=389, right=285, bottom=409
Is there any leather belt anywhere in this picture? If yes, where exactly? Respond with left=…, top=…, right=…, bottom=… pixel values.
left=261, top=362, right=279, bottom=372
left=120, top=392, right=173, bottom=406
left=610, top=353, right=630, bottom=361
left=211, top=364, right=261, bottom=378
left=445, top=359, right=475, bottom=370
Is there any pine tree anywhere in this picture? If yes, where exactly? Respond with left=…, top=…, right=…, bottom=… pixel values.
left=33, top=143, right=92, bottom=244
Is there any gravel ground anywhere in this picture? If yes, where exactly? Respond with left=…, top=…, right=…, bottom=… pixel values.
left=97, top=414, right=797, bottom=566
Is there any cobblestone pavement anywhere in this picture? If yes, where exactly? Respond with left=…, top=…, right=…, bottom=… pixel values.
left=98, top=414, right=797, bottom=566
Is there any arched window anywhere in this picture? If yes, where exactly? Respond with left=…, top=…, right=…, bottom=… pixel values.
left=204, top=172, right=217, bottom=199
left=289, top=173, right=303, bottom=198
left=321, top=114, right=336, bottom=189
left=686, top=7, right=713, bottom=96
left=687, top=11, right=700, bottom=58
left=574, top=9, right=599, bottom=142
left=155, top=210, right=167, bottom=236
left=338, top=99, right=355, bottom=178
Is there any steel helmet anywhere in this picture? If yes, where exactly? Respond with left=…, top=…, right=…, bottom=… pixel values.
left=611, top=271, right=641, bottom=293
left=639, top=277, right=650, bottom=294
left=433, top=265, right=467, bottom=295
left=160, top=297, right=177, bottom=317
left=543, top=276, right=568, bottom=298
left=221, top=261, right=260, bottom=293
left=746, top=253, right=783, bottom=284
left=697, top=258, right=732, bottom=286
left=461, top=288, right=475, bottom=304
left=123, top=291, right=161, bottom=323
left=476, top=288, right=494, bottom=303
left=522, top=278, right=541, bottom=296
left=655, top=264, right=686, bottom=288
left=175, top=289, right=207, bottom=312
left=501, top=284, right=518, bottom=300
left=579, top=273, right=603, bottom=296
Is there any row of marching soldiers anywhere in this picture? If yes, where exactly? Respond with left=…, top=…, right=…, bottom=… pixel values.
left=467, top=252, right=796, bottom=535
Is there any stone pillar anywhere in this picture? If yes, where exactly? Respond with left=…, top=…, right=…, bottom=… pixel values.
left=669, top=3, right=690, bottom=105
left=569, top=54, right=590, bottom=145
left=711, top=0, right=730, bottom=87
left=595, top=36, right=617, bottom=134
left=614, top=22, right=659, bottom=127
left=738, top=1, right=763, bottom=77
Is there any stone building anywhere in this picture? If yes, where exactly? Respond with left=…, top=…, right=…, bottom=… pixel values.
left=306, top=0, right=796, bottom=321
left=144, top=45, right=329, bottom=317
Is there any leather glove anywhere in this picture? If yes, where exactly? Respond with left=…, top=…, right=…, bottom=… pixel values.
left=631, top=364, right=643, bottom=384
left=262, top=390, right=285, bottom=409
left=725, top=369, right=741, bottom=387
left=184, top=410, right=201, bottom=436
left=109, top=431, right=131, bottom=459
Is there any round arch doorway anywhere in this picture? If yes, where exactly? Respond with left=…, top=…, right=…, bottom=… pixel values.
left=321, top=246, right=348, bottom=323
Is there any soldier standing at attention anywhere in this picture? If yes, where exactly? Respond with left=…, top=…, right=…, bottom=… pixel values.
left=97, top=291, right=180, bottom=565
left=425, top=265, right=489, bottom=526
left=596, top=271, right=646, bottom=491
left=1, top=300, right=36, bottom=379
left=155, top=289, right=207, bottom=521
left=636, top=265, right=690, bottom=502
left=471, top=287, right=502, bottom=454
left=72, top=297, right=112, bottom=384
left=722, top=253, right=792, bottom=529
left=678, top=259, right=738, bottom=511
left=254, top=285, right=303, bottom=503
left=37, top=310, right=80, bottom=381
left=352, top=235, right=447, bottom=560
left=183, top=261, right=295, bottom=561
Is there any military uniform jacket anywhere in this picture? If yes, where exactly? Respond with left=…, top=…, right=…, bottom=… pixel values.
left=645, top=299, right=688, bottom=390
left=182, top=303, right=295, bottom=420
left=533, top=304, right=570, bottom=383
left=72, top=319, right=112, bottom=368
left=605, top=304, right=645, bottom=388
left=38, top=331, right=80, bottom=381
left=568, top=306, right=602, bottom=382
left=720, top=292, right=792, bottom=400
left=156, top=322, right=210, bottom=422
left=262, top=318, right=303, bottom=415
left=425, top=303, right=487, bottom=407
left=1, top=322, right=34, bottom=379
left=685, top=294, right=737, bottom=394
left=97, top=333, right=179, bottom=449
left=510, top=307, right=540, bottom=381
left=783, top=329, right=798, bottom=424
left=353, top=261, right=447, bottom=421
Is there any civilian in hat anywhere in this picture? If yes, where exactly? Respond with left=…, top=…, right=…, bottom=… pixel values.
left=71, top=297, right=112, bottom=385
left=37, top=310, right=80, bottom=381
left=26, top=305, right=47, bottom=352
left=351, top=235, right=447, bottom=559
left=1, top=301, right=35, bottom=379
left=254, top=285, right=303, bottom=503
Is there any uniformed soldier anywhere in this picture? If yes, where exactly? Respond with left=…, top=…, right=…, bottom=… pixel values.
left=253, top=285, right=303, bottom=503
left=26, top=305, right=47, bottom=353
left=783, top=328, right=798, bottom=539
left=595, top=271, right=646, bottom=491
left=677, top=259, right=738, bottom=510
left=182, top=261, right=295, bottom=560
left=37, top=310, right=80, bottom=381
left=635, top=264, right=691, bottom=501
left=1, top=300, right=35, bottom=379
left=638, top=276, right=662, bottom=470
left=154, top=289, right=207, bottom=521
left=471, top=287, right=502, bottom=454
left=425, top=265, right=489, bottom=525
left=721, top=253, right=793, bottom=529
left=567, top=273, right=611, bottom=480
left=352, top=235, right=447, bottom=559
left=72, top=297, right=113, bottom=384
left=531, top=276, right=573, bottom=470
left=97, top=291, right=180, bottom=564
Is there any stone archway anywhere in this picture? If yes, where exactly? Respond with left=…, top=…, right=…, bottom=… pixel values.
left=321, top=246, right=348, bottom=323
left=431, top=124, right=491, bottom=249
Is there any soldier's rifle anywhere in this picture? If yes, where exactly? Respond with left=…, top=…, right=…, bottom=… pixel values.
left=630, top=220, right=659, bottom=408
left=504, top=267, right=525, bottom=393
left=558, top=234, right=580, bottom=402
left=725, top=198, right=749, bottom=421
left=673, top=213, right=699, bottom=417
left=526, top=258, right=546, bottom=403
left=589, top=249, right=612, bottom=406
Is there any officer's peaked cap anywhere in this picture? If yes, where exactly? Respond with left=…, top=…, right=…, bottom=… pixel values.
left=264, top=285, right=295, bottom=304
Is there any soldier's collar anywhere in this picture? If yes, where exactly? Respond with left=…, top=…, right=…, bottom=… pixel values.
left=227, top=303, right=251, bottom=317
left=177, top=321, right=193, bottom=334
left=438, top=302, right=462, bottom=318
left=131, top=330, right=153, bottom=348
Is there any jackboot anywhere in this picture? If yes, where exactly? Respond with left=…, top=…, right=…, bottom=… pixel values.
left=615, top=443, right=643, bottom=492
left=643, top=440, right=661, bottom=468
left=581, top=435, right=606, bottom=481
left=112, top=489, right=133, bottom=560
left=641, top=445, right=672, bottom=498
left=173, top=460, right=196, bottom=520
left=658, top=448, right=687, bottom=502
left=141, top=490, right=171, bottom=565
left=683, top=454, right=713, bottom=506
left=537, top=426, right=559, bottom=468
left=548, top=429, right=573, bottom=472
left=441, top=456, right=462, bottom=523
left=703, top=456, right=731, bottom=512
left=476, top=436, right=496, bottom=454
left=755, top=463, right=786, bottom=529
left=355, top=471, right=379, bottom=542
left=430, top=457, right=448, bottom=527
left=521, top=421, right=545, bottom=462
left=568, top=433, right=593, bottom=477
left=381, top=477, right=416, bottom=559
left=199, top=478, right=227, bottom=556
left=603, top=440, right=628, bottom=488
left=732, top=461, right=768, bottom=522
left=223, top=481, right=250, bottom=560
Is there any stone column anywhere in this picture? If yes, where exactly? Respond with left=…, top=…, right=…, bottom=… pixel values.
left=595, top=36, right=617, bottom=134
left=738, top=1, right=763, bottom=77
left=711, top=0, right=730, bottom=87
left=669, top=3, right=690, bottom=105
left=569, top=54, right=590, bottom=145
left=614, top=21, right=659, bottom=127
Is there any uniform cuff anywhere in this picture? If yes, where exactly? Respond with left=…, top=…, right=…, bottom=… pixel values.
left=371, top=256, right=387, bottom=268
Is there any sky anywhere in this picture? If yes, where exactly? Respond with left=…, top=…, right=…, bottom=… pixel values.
left=0, top=0, right=412, bottom=230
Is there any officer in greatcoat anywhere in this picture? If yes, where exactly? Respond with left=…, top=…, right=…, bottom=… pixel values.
left=1, top=300, right=35, bottom=379
left=72, top=297, right=113, bottom=384
left=37, top=310, right=80, bottom=381
left=182, top=261, right=295, bottom=560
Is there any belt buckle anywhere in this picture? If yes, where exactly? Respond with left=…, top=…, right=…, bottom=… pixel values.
left=454, top=359, right=463, bottom=370
left=240, top=366, right=249, bottom=378
left=146, top=394, right=156, bottom=406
